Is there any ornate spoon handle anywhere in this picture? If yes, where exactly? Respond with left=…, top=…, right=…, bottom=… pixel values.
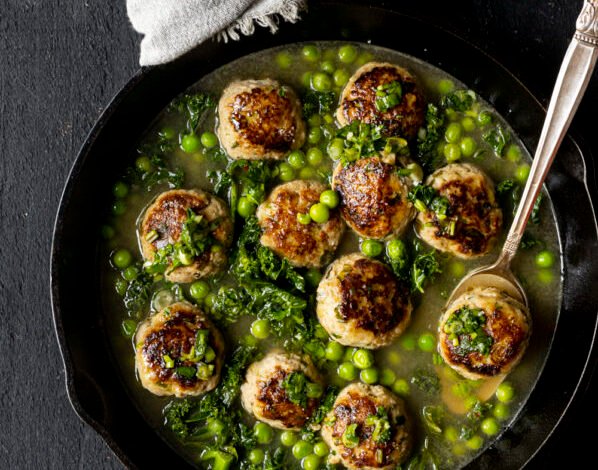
left=496, top=0, right=598, bottom=268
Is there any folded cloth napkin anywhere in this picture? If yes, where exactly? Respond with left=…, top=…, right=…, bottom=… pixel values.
left=127, top=0, right=306, bottom=66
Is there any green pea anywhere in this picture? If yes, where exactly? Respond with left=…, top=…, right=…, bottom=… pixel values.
left=204, top=293, right=217, bottom=309
left=135, top=156, right=153, bottom=173
left=444, top=426, right=459, bottom=443
left=292, top=440, right=313, bottom=459
left=392, top=378, right=410, bottom=396
left=301, top=454, right=320, bottom=470
left=250, top=319, right=271, bottom=339
left=506, top=144, right=522, bottom=162
left=493, top=403, right=510, bottom=420
left=496, top=382, right=515, bottom=403
left=112, top=200, right=126, bottom=216
left=321, top=342, right=343, bottom=363
left=387, top=351, right=401, bottom=365
left=281, top=430, right=298, bottom=446
left=400, top=334, right=416, bottom=351
left=314, top=324, right=328, bottom=340
left=181, top=133, right=201, bottom=153
left=460, top=137, right=477, bottom=157
left=297, top=213, right=312, bottom=225
left=302, top=45, right=320, bottom=62
left=308, top=127, right=323, bottom=145
left=309, top=203, right=330, bottom=223
left=360, top=367, right=379, bottom=384
left=461, top=116, right=476, bottom=132
left=306, top=147, right=324, bottom=166
left=159, top=127, right=176, bottom=140
left=337, top=361, right=358, bottom=381
left=352, top=349, right=374, bottom=369
left=101, top=225, right=115, bottom=239
left=418, top=332, right=436, bottom=352
left=477, top=110, right=493, bottom=127
left=386, top=239, right=406, bottom=260
left=306, top=268, right=323, bottom=287
left=452, top=444, right=467, bottom=456
left=200, top=131, right=218, bottom=149
left=121, top=319, right=137, bottom=337
left=113, top=181, right=129, bottom=199
left=253, top=422, right=273, bottom=444
left=465, top=435, right=484, bottom=450
left=449, top=261, right=466, bottom=278
left=320, top=190, right=340, bottom=209
left=308, top=114, right=322, bottom=127
left=122, top=265, right=139, bottom=281
left=288, top=150, right=306, bottom=169
left=445, top=122, right=463, bottom=143
left=112, top=249, right=132, bottom=269
left=338, top=44, right=358, bottom=63
left=299, top=167, right=317, bottom=180
left=361, top=239, right=383, bottom=257
left=538, top=269, right=554, bottom=284
left=279, top=162, right=295, bottom=182
left=438, top=79, right=455, bottom=95
left=313, top=441, right=329, bottom=457
left=515, top=164, right=530, bottom=183
left=189, top=281, right=209, bottom=300
left=320, top=60, right=335, bottom=74
left=276, top=51, right=292, bottom=69
left=333, top=68, right=350, bottom=87
left=327, top=138, right=345, bottom=160
left=343, top=347, right=357, bottom=362
left=237, top=197, right=257, bottom=218
left=481, top=417, right=500, bottom=436
left=248, top=448, right=264, bottom=465
left=379, top=368, right=396, bottom=386
left=115, top=278, right=127, bottom=296
left=535, top=250, right=555, bottom=268
left=301, top=71, right=313, bottom=88
left=311, top=72, right=332, bottom=92
left=444, top=143, right=462, bottom=162
left=306, top=382, right=324, bottom=398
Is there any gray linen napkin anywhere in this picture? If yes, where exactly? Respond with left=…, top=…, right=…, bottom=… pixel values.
left=127, top=0, right=307, bottom=66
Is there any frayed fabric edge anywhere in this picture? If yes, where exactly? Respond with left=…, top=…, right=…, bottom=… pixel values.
left=216, top=0, right=307, bottom=43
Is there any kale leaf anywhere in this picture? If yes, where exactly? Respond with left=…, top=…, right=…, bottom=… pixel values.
left=302, top=90, right=336, bottom=118
left=170, top=92, right=216, bottom=131
left=483, top=125, right=510, bottom=156
left=440, top=89, right=477, bottom=112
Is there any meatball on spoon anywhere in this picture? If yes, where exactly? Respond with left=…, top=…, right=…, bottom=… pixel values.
left=448, top=5, right=598, bottom=307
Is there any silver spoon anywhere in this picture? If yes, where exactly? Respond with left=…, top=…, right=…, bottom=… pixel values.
left=447, top=0, right=598, bottom=306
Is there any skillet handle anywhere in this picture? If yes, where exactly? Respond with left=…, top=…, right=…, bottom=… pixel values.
left=495, top=0, right=598, bottom=269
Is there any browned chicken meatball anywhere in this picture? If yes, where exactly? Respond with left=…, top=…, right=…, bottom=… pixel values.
left=135, top=302, right=225, bottom=397
left=139, top=189, right=233, bottom=283
left=336, top=62, right=426, bottom=139
left=240, top=351, right=323, bottom=430
left=415, top=163, right=503, bottom=258
left=438, top=286, right=531, bottom=380
left=256, top=180, right=345, bottom=268
left=317, top=254, right=412, bottom=349
left=321, top=383, right=412, bottom=470
left=332, top=156, right=415, bottom=240
left=217, top=79, right=306, bottom=160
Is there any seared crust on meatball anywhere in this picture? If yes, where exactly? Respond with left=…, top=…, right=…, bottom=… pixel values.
left=241, top=351, right=323, bottom=430
left=135, top=302, right=224, bottom=397
left=438, top=286, right=531, bottom=380
left=256, top=180, right=345, bottom=268
left=336, top=62, right=426, bottom=139
left=333, top=156, right=415, bottom=240
left=139, top=189, right=233, bottom=283
left=317, top=254, right=411, bottom=349
left=415, top=163, right=502, bottom=258
left=217, top=79, right=306, bottom=160
left=321, top=383, right=412, bottom=470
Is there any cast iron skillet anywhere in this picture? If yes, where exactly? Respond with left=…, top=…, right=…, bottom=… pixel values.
left=51, top=2, right=598, bottom=468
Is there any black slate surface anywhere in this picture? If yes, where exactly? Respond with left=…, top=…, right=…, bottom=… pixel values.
left=1, top=0, right=595, bottom=468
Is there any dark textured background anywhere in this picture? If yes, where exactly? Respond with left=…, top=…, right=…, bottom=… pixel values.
left=1, top=0, right=595, bottom=468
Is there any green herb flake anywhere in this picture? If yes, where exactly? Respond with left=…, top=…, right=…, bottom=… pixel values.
left=281, top=371, right=309, bottom=408
left=444, top=306, right=494, bottom=356
left=341, top=423, right=360, bottom=449
left=365, top=406, right=392, bottom=443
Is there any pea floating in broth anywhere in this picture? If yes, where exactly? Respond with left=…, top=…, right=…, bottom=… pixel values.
left=100, top=41, right=561, bottom=469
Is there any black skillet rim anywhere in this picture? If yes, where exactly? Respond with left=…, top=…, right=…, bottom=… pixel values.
left=50, top=2, right=598, bottom=468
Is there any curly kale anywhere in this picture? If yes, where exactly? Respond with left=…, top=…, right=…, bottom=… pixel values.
left=440, top=89, right=477, bottom=112
left=302, top=90, right=336, bottom=118
left=417, top=103, right=446, bottom=169
left=170, top=92, right=216, bottom=131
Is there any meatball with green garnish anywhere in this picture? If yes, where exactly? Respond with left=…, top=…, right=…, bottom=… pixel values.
left=438, top=286, right=531, bottom=380
left=139, top=189, right=233, bottom=283
left=135, top=302, right=224, bottom=397
left=321, top=383, right=412, bottom=470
